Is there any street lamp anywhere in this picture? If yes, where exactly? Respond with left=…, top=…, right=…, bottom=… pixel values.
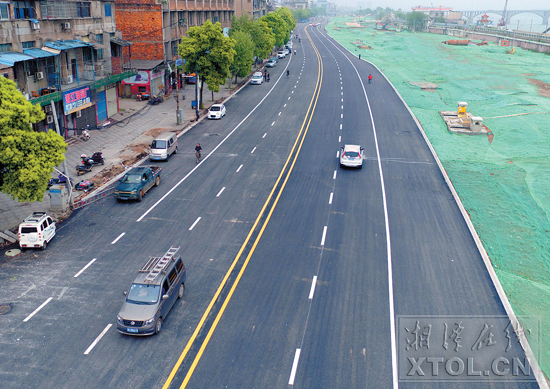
left=194, top=48, right=210, bottom=121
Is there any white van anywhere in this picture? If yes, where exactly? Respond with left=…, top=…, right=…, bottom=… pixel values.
left=150, top=132, right=178, bottom=161
left=18, top=212, right=56, bottom=250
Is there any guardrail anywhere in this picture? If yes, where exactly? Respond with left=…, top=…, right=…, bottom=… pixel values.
left=72, top=187, right=115, bottom=210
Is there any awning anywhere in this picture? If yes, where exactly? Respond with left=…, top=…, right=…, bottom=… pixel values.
left=0, top=51, right=35, bottom=66
left=23, top=48, right=58, bottom=58
left=110, top=37, right=132, bottom=47
left=45, top=40, right=95, bottom=51
left=123, top=59, right=164, bottom=70
left=92, top=43, right=106, bottom=50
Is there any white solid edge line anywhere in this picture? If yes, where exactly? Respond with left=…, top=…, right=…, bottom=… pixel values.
left=216, top=187, right=225, bottom=197
left=308, top=276, right=318, bottom=300
left=329, top=192, right=333, bottom=204
left=111, top=232, right=125, bottom=245
left=23, top=297, right=53, bottom=322
left=189, top=216, right=201, bottom=231
left=251, top=147, right=257, bottom=154
left=324, top=34, right=399, bottom=388
left=74, top=258, right=97, bottom=278
left=288, top=348, right=301, bottom=385
left=135, top=61, right=291, bottom=223
left=236, top=164, right=243, bottom=173
left=333, top=170, right=337, bottom=180
left=84, top=324, right=112, bottom=355
left=320, top=226, right=327, bottom=246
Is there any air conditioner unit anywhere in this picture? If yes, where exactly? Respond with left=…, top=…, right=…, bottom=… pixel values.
left=63, top=22, right=71, bottom=30
left=31, top=21, right=40, bottom=30
left=44, top=105, right=52, bottom=113
left=76, top=111, right=82, bottom=118
left=67, top=75, right=74, bottom=84
left=46, top=115, right=54, bottom=124
left=35, top=72, right=44, bottom=80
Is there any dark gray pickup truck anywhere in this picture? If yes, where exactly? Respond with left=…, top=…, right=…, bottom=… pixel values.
left=114, top=166, right=161, bottom=202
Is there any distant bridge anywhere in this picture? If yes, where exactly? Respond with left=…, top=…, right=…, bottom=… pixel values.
left=461, top=10, right=550, bottom=25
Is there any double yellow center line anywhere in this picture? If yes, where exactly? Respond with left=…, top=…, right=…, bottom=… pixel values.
left=163, top=27, right=323, bottom=389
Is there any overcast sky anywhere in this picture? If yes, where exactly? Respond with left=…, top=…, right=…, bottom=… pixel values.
left=335, top=0, right=547, bottom=11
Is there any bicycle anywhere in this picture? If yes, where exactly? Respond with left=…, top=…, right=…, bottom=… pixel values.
left=195, top=151, right=201, bottom=164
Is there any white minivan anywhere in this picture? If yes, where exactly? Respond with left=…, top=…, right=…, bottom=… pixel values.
left=18, top=212, right=56, bottom=250
left=150, top=132, right=178, bottom=161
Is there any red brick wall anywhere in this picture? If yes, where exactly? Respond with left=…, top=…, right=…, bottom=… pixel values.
left=111, top=56, right=122, bottom=74
left=115, top=0, right=164, bottom=61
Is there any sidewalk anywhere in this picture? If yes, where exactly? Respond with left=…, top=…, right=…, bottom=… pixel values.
left=0, top=82, right=235, bottom=237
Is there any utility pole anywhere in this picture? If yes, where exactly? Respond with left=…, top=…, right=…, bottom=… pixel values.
left=50, top=100, right=73, bottom=206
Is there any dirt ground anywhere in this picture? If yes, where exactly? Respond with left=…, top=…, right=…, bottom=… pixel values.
left=528, top=78, right=550, bottom=98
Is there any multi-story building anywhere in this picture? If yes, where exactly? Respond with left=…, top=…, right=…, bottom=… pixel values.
left=0, top=0, right=134, bottom=133
left=116, top=0, right=241, bottom=96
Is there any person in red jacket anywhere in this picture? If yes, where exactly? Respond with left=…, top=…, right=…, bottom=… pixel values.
left=368, top=74, right=373, bottom=83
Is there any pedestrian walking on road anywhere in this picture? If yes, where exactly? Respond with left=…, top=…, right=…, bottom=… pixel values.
left=368, top=74, right=373, bottom=83
left=359, top=54, right=361, bottom=60
left=267, top=73, right=270, bottom=82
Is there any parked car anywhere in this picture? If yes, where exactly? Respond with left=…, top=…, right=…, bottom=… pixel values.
left=340, top=144, right=364, bottom=169
left=208, top=103, right=226, bottom=119
left=270, top=56, right=279, bottom=63
left=117, top=246, right=186, bottom=336
left=250, top=72, right=263, bottom=85
left=18, top=212, right=56, bottom=250
left=114, top=166, right=161, bottom=202
left=277, top=51, right=286, bottom=59
left=266, top=60, right=277, bottom=68
left=284, top=48, right=290, bottom=56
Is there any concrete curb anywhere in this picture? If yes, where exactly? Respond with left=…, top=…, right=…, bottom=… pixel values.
left=327, top=27, right=549, bottom=388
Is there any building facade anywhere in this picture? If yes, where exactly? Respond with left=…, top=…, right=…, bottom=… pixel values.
left=115, top=0, right=240, bottom=96
left=0, top=0, right=134, bottom=134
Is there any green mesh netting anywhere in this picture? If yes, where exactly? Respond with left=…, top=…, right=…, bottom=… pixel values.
left=327, top=17, right=550, bottom=376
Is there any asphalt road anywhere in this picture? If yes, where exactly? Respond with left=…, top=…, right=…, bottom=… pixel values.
left=0, top=21, right=543, bottom=389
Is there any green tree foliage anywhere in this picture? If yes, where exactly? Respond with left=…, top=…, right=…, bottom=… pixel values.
left=406, top=11, right=426, bottom=30
left=276, top=7, right=296, bottom=33
left=260, top=12, right=287, bottom=47
left=0, top=77, right=66, bottom=202
left=179, top=20, right=236, bottom=106
left=230, top=30, right=255, bottom=83
left=434, top=16, right=446, bottom=23
left=230, top=15, right=274, bottom=61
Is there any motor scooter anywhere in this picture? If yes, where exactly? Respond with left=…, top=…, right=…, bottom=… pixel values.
left=149, top=95, right=163, bottom=105
left=48, top=174, right=73, bottom=188
left=90, top=151, right=105, bottom=165
left=76, top=154, right=94, bottom=176
left=81, top=129, right=90, bottom=141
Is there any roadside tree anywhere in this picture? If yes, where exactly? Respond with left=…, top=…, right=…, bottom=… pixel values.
left=407, top=11, right=425, bottom=31
left=230, top=15, right=274, bottom=61
left=260, top=12, right=288, bottom=47
left=230, top=31, right=255, bottom=83
left=276, top=7, right=296, bottom=34
left=179, top=20, right=236, bottom=107
left=0, top=77, right=66, bottom=202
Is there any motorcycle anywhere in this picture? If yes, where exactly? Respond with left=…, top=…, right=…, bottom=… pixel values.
left=90, top=151, right=105, bottom=166
left=81, top=129, right=90, bottom=141
left=76, top=154, right=94, bottom=176
left=149, top=94, right=163, bottom=106
left=48, top=174, right=73, bottom=189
